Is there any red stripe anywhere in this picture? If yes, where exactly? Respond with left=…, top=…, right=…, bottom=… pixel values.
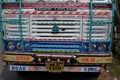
left=68, top=11, right=73, bottom=15
left=54, top=11, right=58, bottom=15
left=97, top=12, right=102, bottom=15
left=25, top=11, right=30, bottom=14
left=39, top=11, right=44, bottom=14
left=61, top=11, right=65, bottom=15
left=46, top=11, right=51, bottom=14
left=104, top=12, right=110, bottom=15
left=12, top=11, right=16, bottom=14
left=75, top=11, right=80, bottom=15
left=32, top=11, right=37, bottom=14
left=83, top=12, right=88, bottom=15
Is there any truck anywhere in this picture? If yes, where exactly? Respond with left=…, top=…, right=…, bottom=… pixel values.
left=0, top=0, right=114, bottom=73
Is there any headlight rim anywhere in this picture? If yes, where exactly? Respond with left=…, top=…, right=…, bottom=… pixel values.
left=16, top=42, right=22, bottom=50
left=90, top=44, right=96, bottom=51
left=7, top=42, right=15, bottom=50
left=98, top=43, right=106, bottom=51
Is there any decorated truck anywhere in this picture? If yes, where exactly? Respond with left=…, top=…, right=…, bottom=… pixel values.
left=0, top=0, right=114, bottom=73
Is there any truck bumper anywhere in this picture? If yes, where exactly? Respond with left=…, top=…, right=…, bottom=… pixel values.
left=2, top=52, right=112, bottom=72
left=2, top=52, right=112, bottom=63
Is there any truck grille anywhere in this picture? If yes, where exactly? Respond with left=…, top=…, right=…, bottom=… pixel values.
left=31, top=41, right=81, bottom=53
left=31, top=20, right=81, bottom=41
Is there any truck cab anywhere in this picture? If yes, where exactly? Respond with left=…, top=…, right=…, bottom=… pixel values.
left=0, top=0, right=114, bottom=73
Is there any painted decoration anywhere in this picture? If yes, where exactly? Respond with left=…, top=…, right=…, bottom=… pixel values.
left=2, top=55, right=34, bottom=62
left=9, top=65, right=101, bottom=72
left=2, top=3, right=112, bottom=9
left=52, top=25, right=60, bottom=33
left=76, top=56, right=112, bottom=63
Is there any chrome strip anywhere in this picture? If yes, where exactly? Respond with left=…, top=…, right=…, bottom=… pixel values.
left=9, top=65, right=101, bottom=72
left=4, top=51, right=111, bottom=56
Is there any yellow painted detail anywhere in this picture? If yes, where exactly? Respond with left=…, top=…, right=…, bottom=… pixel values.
left=2, top=54, right=34, bottom=62
left=76, top=56, right=112, bottom=63
left=46, top=61, right=64, bottom=73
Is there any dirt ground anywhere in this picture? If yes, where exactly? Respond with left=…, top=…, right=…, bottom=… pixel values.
left=97, top=72, right=114, bottom=80
left=97, top=70, right=120, bottom=80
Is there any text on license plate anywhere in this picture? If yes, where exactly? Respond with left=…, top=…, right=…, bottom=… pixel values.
left=46, top=61, right=64, bottom=73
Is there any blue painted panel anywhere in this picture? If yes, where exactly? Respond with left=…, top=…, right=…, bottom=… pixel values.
left=4, top=40, right=110, bottom=53
left=30, top=41, right=82, bottom=53
left=4, top=40, right=20, bottom=50
left=23, top=41, right=30, bottom=51
left=82, top=42, right=110, bottom=53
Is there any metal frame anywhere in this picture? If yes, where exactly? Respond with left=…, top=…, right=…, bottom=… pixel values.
left=0, top=0, right=114, bottom=53
left=89, top=0, right=114, bottom=53
left=0, top=0, right=23, bottom=51
left=0, top=0, right=2, bottom=51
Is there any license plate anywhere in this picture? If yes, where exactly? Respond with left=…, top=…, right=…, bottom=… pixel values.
left=46, top=61, right=64, bottom=73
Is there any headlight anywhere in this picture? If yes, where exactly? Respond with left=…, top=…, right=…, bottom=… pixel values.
left=83, top=45, right=88, bottom=49
left=98, top=44, right=106, bottom=50
left=25, top=43, right=29, bottom=48
left=17, top=42, right=22, bottom=50
left=90, top=44, right=96, bottom=51
left=7, top=42, right=15, bottom=50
